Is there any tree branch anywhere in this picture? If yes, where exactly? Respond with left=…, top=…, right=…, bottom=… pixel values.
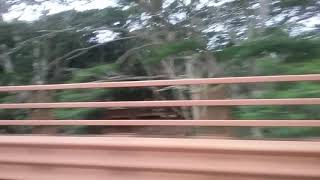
left=115, top=43, right=161, bottom=65
left=6, top=28, right=75, bottom=55
left=48, top=36, right=139, bottom=69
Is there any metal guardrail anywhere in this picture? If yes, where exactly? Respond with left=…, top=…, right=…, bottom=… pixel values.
left=0, top=136, right=319, bottom=180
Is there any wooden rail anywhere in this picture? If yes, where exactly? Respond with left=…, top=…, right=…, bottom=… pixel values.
left=0, top=74, right=320, bottom=179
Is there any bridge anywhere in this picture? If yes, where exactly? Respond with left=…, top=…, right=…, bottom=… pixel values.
left=0, top=74, right=319, bottom=180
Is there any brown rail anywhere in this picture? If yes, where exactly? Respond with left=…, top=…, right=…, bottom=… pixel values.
left=0, top=120, right=319, bottom=127
left=1, top=136, right=319, bottom=154
left=0, top=74, right=319, bottom=92
left=0, top=136, right=319, bottom=180
left=0, top=98, right=319, bottom=109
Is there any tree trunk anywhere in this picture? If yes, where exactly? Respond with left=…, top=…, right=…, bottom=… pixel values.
left=198, top=85, right=233, bottom=138
left=186, top=54, right=233, bottom=138
left=30, top=41, right=56, bottom=134
left=186, top=58, right=202, bottom=120
left=0, top=45, right=14, bottom=75
left=200, top=85, right=231, bottom=120
left=161, top=58, right=191, bottom=119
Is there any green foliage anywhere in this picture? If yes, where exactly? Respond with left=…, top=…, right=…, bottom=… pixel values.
left=56, top=89, right=110, bottom=102
left=0, top=72, right=16, bottom=85
left=218, top=28, right=320, bottom=138
left=235, top=105, right=320, bottom=120
left=263, top=127, right=320, bottom=138
left=54, top=89, right=110, bottom=120
left=278, top=0, right=316, bottom=7
left=70, top=64, right=118, bottom=83
left=255, top=58, right=320, bottom=76
left=0, top=22, right=35, bottom=48
left=217, top=35, right=320, bottom=62
left=234, top=59, right=320, bottom=137
left=54, top=108, right=104, bottom=120
left=145, top=39, right=204, bottom=64
left=34, top=7, right=128, bottom=30
left=68, top=8, right=128, bottom=27
left=277, top=59, right=320, bottom=74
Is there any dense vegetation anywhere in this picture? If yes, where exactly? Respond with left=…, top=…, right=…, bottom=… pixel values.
left=0, top=0, right=319, bottom=138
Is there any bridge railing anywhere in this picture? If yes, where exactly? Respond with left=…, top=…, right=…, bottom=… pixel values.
left=0, top=74, right=320, bottom=180
left=0, top=74, right=319, bottom=128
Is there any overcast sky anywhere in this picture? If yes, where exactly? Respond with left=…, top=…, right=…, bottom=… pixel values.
left=3, top=0, right=319, bottom=44
left=3, top=0, right=118, bottom=21
left=4, top=0, right=319, bottom=29
left=4, top=0, right=240, bottom=21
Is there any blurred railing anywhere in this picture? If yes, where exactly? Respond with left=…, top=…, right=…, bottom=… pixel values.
left=0, top=74, right=319, bottom=180
left=0, top=74, right=319, bottom=127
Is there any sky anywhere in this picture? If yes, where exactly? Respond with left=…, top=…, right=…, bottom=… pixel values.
left=5, top=0, right=319, bottom=29
left=4, top=0, right=236, bottom=22
left=3, top=0, right=121, bottom=43
left=3, top=0, right=118, bottom=21
left=3, top=0, right=319, bottom=45
left=2, top=0, right=237, bottom=43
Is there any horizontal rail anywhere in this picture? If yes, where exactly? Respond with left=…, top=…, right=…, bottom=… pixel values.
left=0, top=136, right=319, bottom=180
left=0, top=136, right=319, bottom=155
left=0, top=98, right=319, bottom=109
left=0, top=74, right=319, bottom=92
left=0, top=120, right=319, bottom=127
